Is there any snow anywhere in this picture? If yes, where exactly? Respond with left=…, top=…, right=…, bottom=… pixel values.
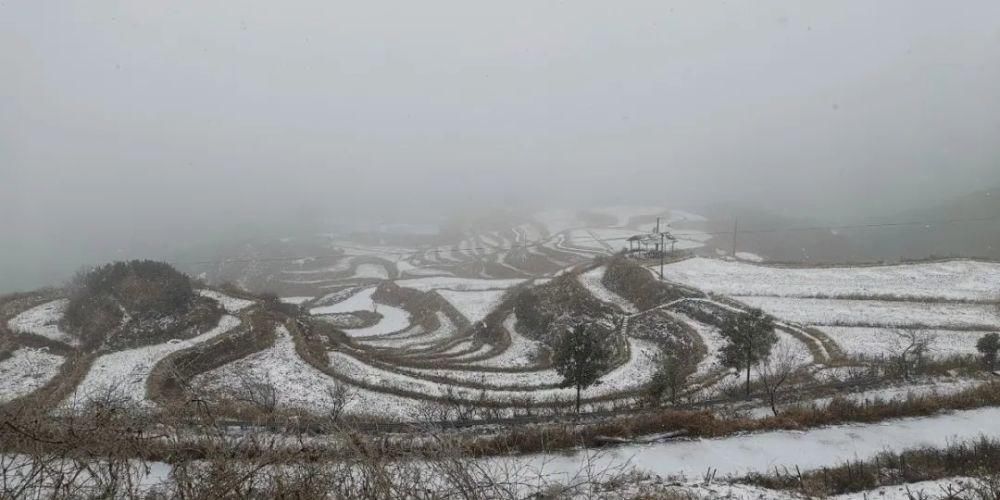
left=197, top=290, right=255, bottom=313
left=7, top=299, right=77, bottom=345
left=470, top=314, right=548, bottom=369
left=393, top=276, right=528, bottom=293
left=832, top=477, right=976, bottom=500
left=196, top=326, right=424, bottom=420
left=672, top=313, right=726, bottom=379
left=309, top=287, right=411, bottom=337
left=663, top=258, right=1000, bottom=301
left=735, top=252, right=763, bottom=262
left=820, top=326, right=986, bottom=358
left=437, top=289, right=507, bottom=324
left=280, top=257, right=352, bottom=275
left=66, top=315, right=241, bottom=407
left=357, top=312, right=455, bottom=349
left=0, top=348, right=63, bottom=403
left=279, top=296, right=313, bottom=305
left=578, top=266, right=638, bottom=313
left=736, top=296, right=1000, bottom=329
left=514, top=406, right=1000, bottom=481
left=326, top=337, right=660, bottom=405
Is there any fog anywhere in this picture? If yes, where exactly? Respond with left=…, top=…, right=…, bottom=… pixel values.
left=3, top=0, right=1000, bottom=291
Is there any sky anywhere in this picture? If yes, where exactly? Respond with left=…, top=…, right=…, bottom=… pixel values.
left=2, top=0, right=1000, bottom=291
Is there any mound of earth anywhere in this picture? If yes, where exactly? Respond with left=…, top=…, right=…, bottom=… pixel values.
left=512, top=273, right=619, bottom=347
left=62, top=260, right=222, bottom=350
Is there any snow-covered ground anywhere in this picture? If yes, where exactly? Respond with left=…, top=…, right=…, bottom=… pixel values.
left=326, top=337, right=660, bottom=406
left=309, top=287, right=411, bottom=337
left=737, top=296, right=1000, bottom=329
left=470, top=314, right=548, bottom=369
left=197, top=290, right=255, bottom=313
left=197, top=326, right=424, bottom=420
left=663, top=258, right=1000, bottom=301
left=357, top=313, right=455, bottom=349
left=671, top=313, right=726, bottom=379
left=821, top=326, right=985, bottom=358
left=436, top=289, right=507, bottom=324
left=279, top=296, right=313, bottom=305
left=394, top=276, right=529, bottom=293
left=66, top=315, right=241, bottom=407
left=7, top=299, right=77, bottom=346
left=831, top=477, right=976, bottom=500
left=0, top=348, right=64, bottom=404
left=578, top=266, right=638, bottom=313
left=512, top=406, right=1000, bottom=482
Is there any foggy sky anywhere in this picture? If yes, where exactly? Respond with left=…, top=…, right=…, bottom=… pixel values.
left=3, top=0, right=1000, bottom=291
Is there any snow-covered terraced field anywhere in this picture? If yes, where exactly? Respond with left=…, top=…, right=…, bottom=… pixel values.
left=0, top=348, right=64, bottom=404
left=737, top=296, right=1000, bottom=329
left=66, top=315, right=241, bottom=407
left=327, top=337, right=660, bottom=404
left=196, top=326, right=425, bottom=420
left=664, top=258, right=1000, bottom=301
left=7, top=299, right=77, bottom=345
left=578, top=266, right=637, bottom=313
left=821, top=326, right=985, bottom=358
left=437, top=289, right=507, bottom=324
left=310, top=287, right=410, bottom=337
left=514, top=406, right=1000, bottom=482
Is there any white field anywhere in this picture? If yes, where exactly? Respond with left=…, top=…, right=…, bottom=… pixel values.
left=470, top=314, right=547, bottom=369
left=327, top=337, right=660, bottom=406
left=663, top=258, right=1000, bottom=301
left=279, top=296, right=314, bottom=305
left=736, top=296, right=1000, bottom=329
left=7, top=299, right=77, bottom=346
left=356, top=313, right=454, bottom=349
left=197, top=290, right=255, bottom=313
left=513, top=406, right=1000, bottom=482
left=578, top=266, right=638, bottom=313
left=66, top=315, right=241, bottom=407
left=437, top=289, right=507, bottom=324
left=394, top=276, right=529, bottom=292
left=821, top=326, right=985, bottom=358
left=309, top=287, right=410, bottom=337
left=197, top=326, right=424, bottom=420
left=0, top=348, right=64, bottom=404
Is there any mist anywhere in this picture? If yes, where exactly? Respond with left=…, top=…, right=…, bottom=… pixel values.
left=3, top=0, right=1000, bottom=292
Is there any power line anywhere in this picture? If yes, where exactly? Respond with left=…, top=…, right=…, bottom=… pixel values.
left=171, top=214, right=1000, bottom=267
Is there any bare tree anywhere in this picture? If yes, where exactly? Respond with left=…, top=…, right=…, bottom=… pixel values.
left=754, top=342, right=802, bottom=416
left=324, top=381, right=357, bottom=423
left=889, top=329, right=935, bottom=381
left=235, top=371, right=278, bottom=414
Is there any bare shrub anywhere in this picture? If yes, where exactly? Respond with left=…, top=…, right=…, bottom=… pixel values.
left=234, top=371, right=278, bottom=414
left=889, top=329, right=935, bottom=380
left=324, top=381, right=357, bottom=423
left=754, top=342, right=803, bottom=416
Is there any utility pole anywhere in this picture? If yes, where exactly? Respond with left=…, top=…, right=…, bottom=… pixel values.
left=731, top=216, right=739, bottom=258
left=659, top=231, right=665, bottom=280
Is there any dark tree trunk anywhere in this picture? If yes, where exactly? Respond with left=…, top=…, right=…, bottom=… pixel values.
left=575, top=384, right=581, bottom=414
left=745, top=365, right=751, bottom=399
